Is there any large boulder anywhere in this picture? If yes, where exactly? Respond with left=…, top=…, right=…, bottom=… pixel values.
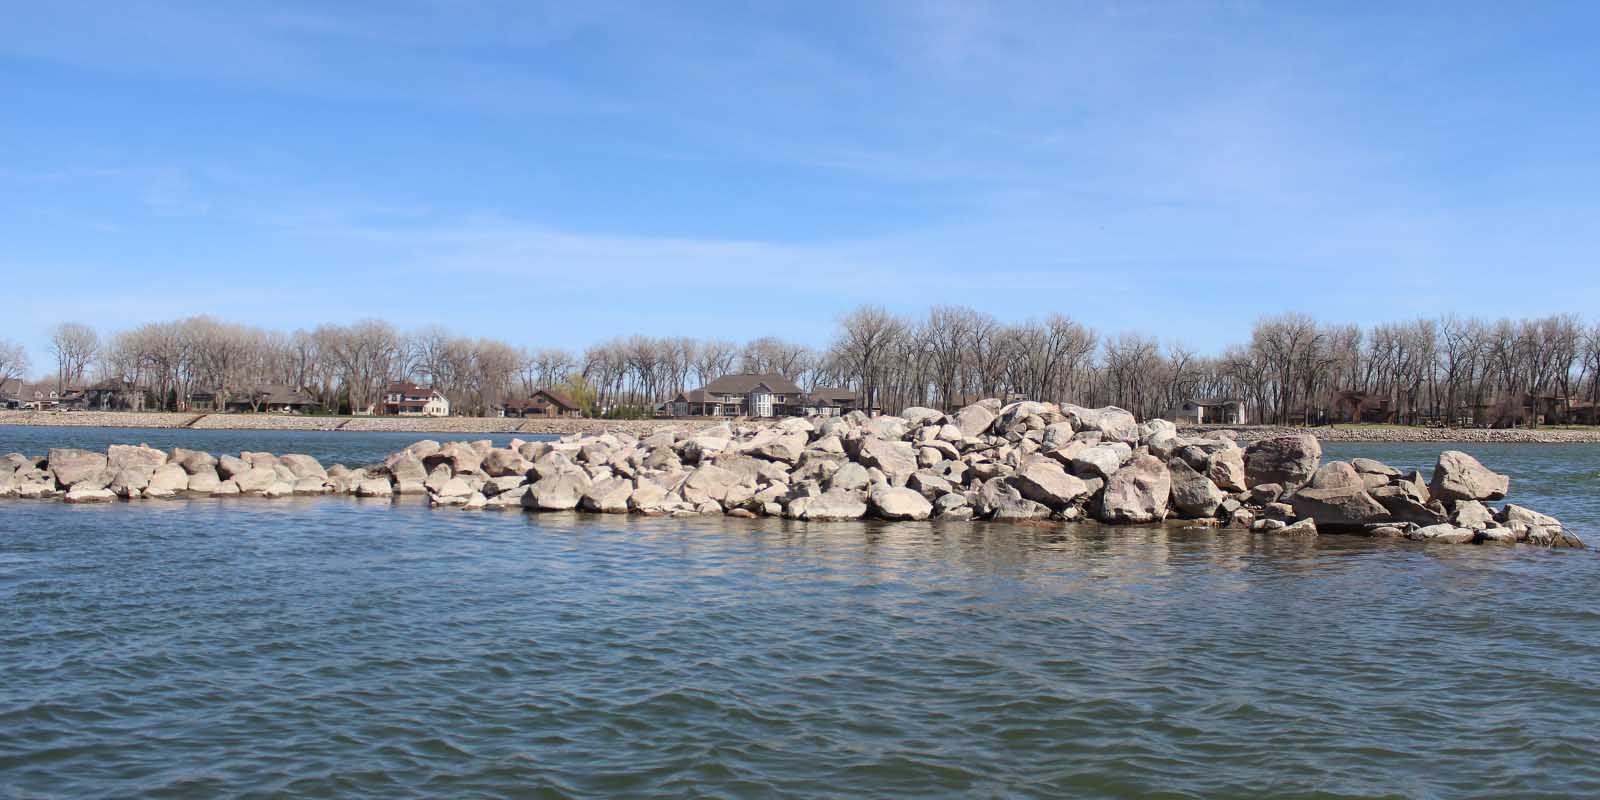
left=1010, top=459, right=1090, bottom=509
left=1205, top=447, right=1247, bottom=492
left=786, top=490, right=868, bottom=521
left=232, top=467, right=279, bottom=494
left=388, top=452, right=428, bottom=484
left=108, top=465, right=157, bottom=498
left=1290, top=485, right=1389, bottom=529
left=107, top=444, right=168, bottom=470
left=424, top=442, right=484, bottom=476
left=853, top=438, right=917, bottom=485
left=170, top=448, right=218, bottom=475
left=63, top=486, right=117, bottom=503
left=1369, top=485, right=1447, bottom=526
left=355, top=478, right=393, bottom=498
left=147, top=463, right=192, bottom=494
left=1060, top=404, right=1138, bottom=443
left=1430, top=451, right=1509, bottom=502
left=952, top=403, right=996, bottom=438
left=1307, top=461, right=1363, bottom=491
left=681, top=464, right=741, bottom=504
left=526, top=470, right=591, bottom=510
left=48, top=448, right=108, bottom=488
left=1099, top=454, right=1171, bottom=524
left=581, top=477, right=634, bottom=513
left=1244, top=434, right=1322, bottom=490
left=277, top=454, right=328, bottom=480
left=868, top=486, right=933, bottom=521
left=1066, top=443, right=1130, bottom=480
left=480, top=448, right=530, bottom=478
left=1168, top=459, right=1224, bottom=518
left=186, top=468, right=221, bottom=494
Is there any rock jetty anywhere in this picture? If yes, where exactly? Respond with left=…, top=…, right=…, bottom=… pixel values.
left=0, top=400, right=1582, bottom=548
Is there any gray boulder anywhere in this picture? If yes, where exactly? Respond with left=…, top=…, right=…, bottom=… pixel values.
left=787, top=490, right=868, bottom=521
left=1060, top=404, right=1138, bottom=443
left=107, top=444, right=168, bottom=470
left=277, top=454, right=328, bottom=480
left=869, top=486, right=933, bottom=521
left=1168, top=459, right=1224, bottom=518
left=1205, top=447, right=1247, bottom=492
left=1010, top=459, right=1089, bottom=509
left=854, top=437, right=918, bottom=484
left=581, top=477, right=634, bottom=513
left=1098, top=454, right=1171, bottom=524
left=527, top=471, right=591, bottom=511
left=1290, top=485, right=1389, bottom=529
left=1244, top=434, right=1322, bottom=489
left=1430, top=451, right=1509, bottom=502
left=48, top=448, right=108, bottom=488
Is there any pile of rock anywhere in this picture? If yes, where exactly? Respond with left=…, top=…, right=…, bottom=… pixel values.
left=0, top=399, right=1580, bottom=548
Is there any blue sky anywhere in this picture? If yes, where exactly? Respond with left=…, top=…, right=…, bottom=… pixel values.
left=3, top=1, right=1598, bottom=365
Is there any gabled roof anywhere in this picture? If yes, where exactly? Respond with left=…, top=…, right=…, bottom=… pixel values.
left=807, top=387, right=859, bottom=404
left=704, top=373, right=803, bottom=395
left=531, top=388, right=580, bottom=410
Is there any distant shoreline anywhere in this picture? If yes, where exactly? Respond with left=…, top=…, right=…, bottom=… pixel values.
left=0, top=411, right=716, bottom=437
left=4, top=410, right=1599, bottom=443
left=1190, top=424, right=1600, bottom=445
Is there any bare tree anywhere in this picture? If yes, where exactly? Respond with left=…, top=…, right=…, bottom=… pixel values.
left=0, top=339, right=29, bottom=394
left=48, top=322, right=100, bottom=392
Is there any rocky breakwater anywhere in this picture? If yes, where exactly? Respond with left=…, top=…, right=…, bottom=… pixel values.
left=0, top=400, right=1581, bottom=548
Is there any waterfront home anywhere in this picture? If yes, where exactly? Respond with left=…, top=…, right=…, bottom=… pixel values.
left=669, top=373, right=805, bottom=418
left=382, top=382, right=450, bottom=417
left=803, top=388, right=863, bottom=417
left=1168, top=398, right=1247, bottom=425
left=82, top=379, right=147, bottom=412
left=190, top=385, right=321, bottom=414
left=6, top=381, right=83, bottom=410
left=503, top=388, right=584, bottom=418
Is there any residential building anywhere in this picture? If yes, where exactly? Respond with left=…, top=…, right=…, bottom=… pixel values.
left=6, top=381, right=83, bottom=410
left=83, top=379, right=147, bottom=412
left=503, top=388, right=584, bottom=418
left=190, top=385, right=320, bottom=413
left=1168, top=398, right=1247, bottom=425
left=669, top=373, right=806, bottom=418
left=382, top=382, right=450, bottom=417
left=804, top=388, right=863, bottom=417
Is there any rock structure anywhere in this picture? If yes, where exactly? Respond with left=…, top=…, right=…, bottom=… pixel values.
left=0, top=400, right=1582, bottom=548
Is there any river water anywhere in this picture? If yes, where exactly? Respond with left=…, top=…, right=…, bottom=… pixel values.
left=3, top=427, right=1599, bottom=797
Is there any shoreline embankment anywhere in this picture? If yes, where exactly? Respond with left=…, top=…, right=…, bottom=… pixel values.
left=5, top=410, right=1600, bottom=444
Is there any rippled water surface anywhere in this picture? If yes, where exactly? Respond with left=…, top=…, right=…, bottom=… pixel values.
left=3, top=431, right=1600, bottom=798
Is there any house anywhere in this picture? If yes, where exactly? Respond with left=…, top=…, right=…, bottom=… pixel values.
left=1331, top=391, right=1395, bottom=424
left=8, top=381, right=82, bottom=410
left=1168, top=398, right=1247, bottom=425
left=382, top=381, right=450, bottom=417
left=82, top=379, right=147, bottom=412
left=0, top=378, right=21, bottom=409
left=504, top=388, right=583, bottom=418
left=669, top=373, right=806, bottom=418
left=200, top=384, right=322, bottom=414
left=804, top=388, right=863, bottom=417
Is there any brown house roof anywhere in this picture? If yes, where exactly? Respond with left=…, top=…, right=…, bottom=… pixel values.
left=807, top=388, right=859, bottom=405
left=703, top=373, right=803, bottom=395
left=507, top=389, right=581, bottom=412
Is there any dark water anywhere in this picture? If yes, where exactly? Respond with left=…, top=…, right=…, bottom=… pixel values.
left=3, top=432, right=1600, bottom=798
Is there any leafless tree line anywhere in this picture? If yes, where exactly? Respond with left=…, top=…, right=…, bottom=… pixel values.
left=828, top=307, right=1600, bottom=425
left=9, top=308, right=1600, bottom=424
